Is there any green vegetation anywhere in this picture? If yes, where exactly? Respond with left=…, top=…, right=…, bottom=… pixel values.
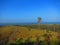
left=0, top=24, right=60, bottom=45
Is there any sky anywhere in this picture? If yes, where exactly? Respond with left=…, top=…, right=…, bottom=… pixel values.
left=0, top=0, right=60, bottom=23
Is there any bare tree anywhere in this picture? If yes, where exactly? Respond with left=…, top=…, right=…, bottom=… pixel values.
left=37, top=17, right=42, bottom=30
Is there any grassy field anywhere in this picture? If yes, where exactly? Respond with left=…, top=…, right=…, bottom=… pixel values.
left=0, top=24, right=60, bottom=45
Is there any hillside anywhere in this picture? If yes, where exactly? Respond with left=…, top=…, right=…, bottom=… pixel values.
left=0, top=25, right=60, bottom=45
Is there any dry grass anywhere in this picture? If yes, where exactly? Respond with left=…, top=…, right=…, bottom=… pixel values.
left=0, top=26, right=60, bottom=43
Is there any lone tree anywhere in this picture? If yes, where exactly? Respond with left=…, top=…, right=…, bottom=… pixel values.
left=37, top=17, right=42, bottom=30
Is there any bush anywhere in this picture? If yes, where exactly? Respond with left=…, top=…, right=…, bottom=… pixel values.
left=15, top=38, right=23, bottom=45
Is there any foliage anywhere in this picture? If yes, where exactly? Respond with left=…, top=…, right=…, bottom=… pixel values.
left=15, top=38, right=23, bottom=45
left=0, top=25, right=60, bottom=45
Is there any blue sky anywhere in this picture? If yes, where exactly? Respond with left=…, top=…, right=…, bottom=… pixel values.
left=0, top=0, right=60, bottom=23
